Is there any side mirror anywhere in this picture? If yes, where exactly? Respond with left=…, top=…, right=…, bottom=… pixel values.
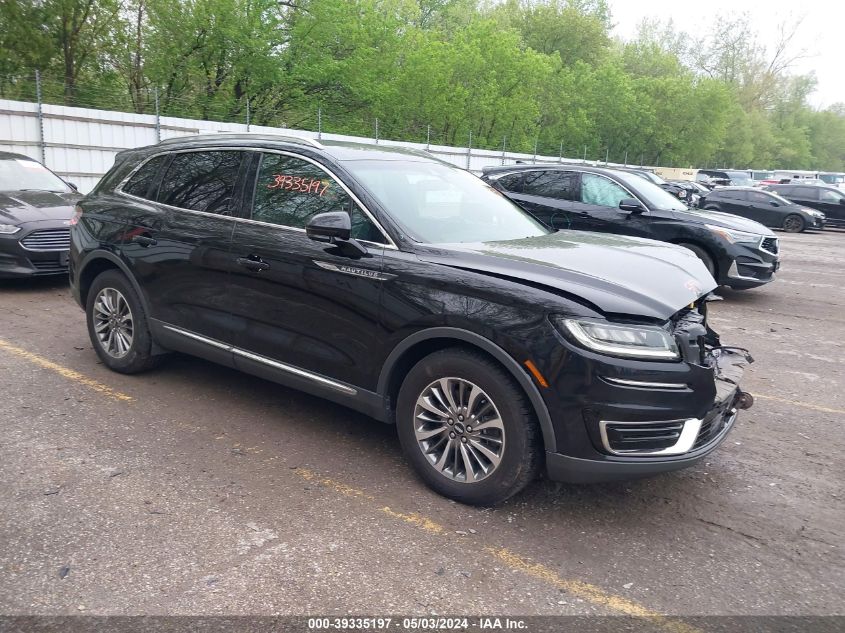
left=306, top=211, right=351, bottom=242
left=839, top=198, right=845, bottom=205
left=770, top=201, right=779, bottom=207
left=619, top=198, right=646, bottom=214
left=305, top=211, right=368, bottom=257
left=66, top=181, right=78, bottom=192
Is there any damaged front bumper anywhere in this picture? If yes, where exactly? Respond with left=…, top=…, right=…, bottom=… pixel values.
left=543, top=304, right=753, bottom=484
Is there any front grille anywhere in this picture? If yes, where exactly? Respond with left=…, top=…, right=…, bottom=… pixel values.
left=30, top=259, right=68, bottom=273
left=602, top=421, right=685, bottom=453
left=21, top=228, right=71, bottom=252
left=760, top=237, right=778, bottom=255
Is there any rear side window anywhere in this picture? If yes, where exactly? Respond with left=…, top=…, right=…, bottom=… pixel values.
left=122, top=155, right=168, bottom=200
left=720, top=190, right=747, bottom=200
left=522, top=171, right=577, bottom=199
left=157, top=151, right=245, bottom=215
left=252, top=153, right=387, bottom=244
left=580, top=173, right=630, bottom=208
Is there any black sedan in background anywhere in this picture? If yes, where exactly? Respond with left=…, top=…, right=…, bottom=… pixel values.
left=764, top=183, right=845, bottom=228
left=0, top=152, right=80, bottom=278
left=616, top=167, right=692, bottom=202
left=482, top=164, right=780, bottom=290
left=701, top=187, right=825, bottom=232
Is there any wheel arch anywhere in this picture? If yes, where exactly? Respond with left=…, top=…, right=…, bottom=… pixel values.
left=670, top=238, right=720, bottom=279
left=377, top=327, right=556, bottom=452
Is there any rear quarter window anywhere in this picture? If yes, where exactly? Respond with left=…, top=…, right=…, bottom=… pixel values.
left=121, top=155, right=169, bottom=199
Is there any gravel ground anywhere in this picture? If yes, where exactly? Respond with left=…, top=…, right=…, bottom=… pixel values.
left=0, top=230, right=842, bottom=619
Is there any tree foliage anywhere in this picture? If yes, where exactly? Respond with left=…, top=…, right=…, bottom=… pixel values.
left=1, top=0, right=844, bottom=170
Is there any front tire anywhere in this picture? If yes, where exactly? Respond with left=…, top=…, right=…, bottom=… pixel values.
left=86, top=270, right=161, bottom=374
left=396, top=348, right=542, bottom=505
left=783, top=214, right=805, bottom=233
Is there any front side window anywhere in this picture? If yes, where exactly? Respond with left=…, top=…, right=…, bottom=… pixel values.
left=158, top=151, right=245, bottom=215
left=522, top=171, right=577, bottom=199
left=580, top=173, right=630, bottom=208
left=252, top=153, right=386, bottom=243
left=123, top=155, right=168, bottom=200
left=721, top=190, right=747, bottom=201
left=748, top=191, right=771, bottom=204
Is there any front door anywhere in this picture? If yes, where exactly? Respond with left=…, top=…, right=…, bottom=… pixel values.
left=817, top=188, right=845, bottom=223
left=226, top=151, right=390, bottom=391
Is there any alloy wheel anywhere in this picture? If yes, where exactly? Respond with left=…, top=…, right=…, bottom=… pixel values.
left=783, top=216, right=803, bottom=232
left=413, top=377, right=505, bottom=483
left=93, top=287, right=134, bottom=359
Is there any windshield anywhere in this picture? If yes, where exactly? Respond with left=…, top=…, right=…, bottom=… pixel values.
left=819, top=174, right=844, bottom=184
left=343, top=160, right=551, bottom=243
left=725, top=171, right=753, bottom=186
left=613, top=171, right=687, bottom=211
left=0, top=157, right=70, bottom=192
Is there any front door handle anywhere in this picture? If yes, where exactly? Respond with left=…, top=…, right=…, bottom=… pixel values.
left=236, top=256, right=270, bottom=272
left=131, top=234, right=157, bottom=247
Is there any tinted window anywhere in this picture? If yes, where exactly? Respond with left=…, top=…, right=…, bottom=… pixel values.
left=720, top=190, right=747, bottom=200
left=793, top=187, right=819, bottom=200
left=748, top=191, right=771, bottom=204
left=820, top=189, right=844, bottom=203
left=495, top=173, right=524, bottom=193
left=252, top=153, right=386, bottom=243
left=157, top=151, right=245, bottom=215
left=773, top=186, right=794, bottom=196
left=522, top=171, right=577, bottom=199
left=122, top=155, right=168, bottom=199
left=580, top=173, right=630, bottom=208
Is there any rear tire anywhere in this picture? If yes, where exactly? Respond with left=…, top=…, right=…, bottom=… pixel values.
left=782, top=214, right=805, bottom=233
left=396, top=348, right=542, bottom=506
left=86, top=270, right=161, bottom=374
left=678, top=242, right=716, bottom=278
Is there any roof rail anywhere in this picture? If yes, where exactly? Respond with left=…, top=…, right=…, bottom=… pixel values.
left=157, top=132, right=324, bottom=149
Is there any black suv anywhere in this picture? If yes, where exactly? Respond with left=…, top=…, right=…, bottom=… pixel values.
left=702, top=187, right=825, bottom=232
left=763, top=183, right=845, bottom=228
left=70, top=135, right=752, bottom=505
left=482, top=164, right=780, bottom=290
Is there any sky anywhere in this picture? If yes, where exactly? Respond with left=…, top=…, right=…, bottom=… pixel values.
left=606, top=0, right=845, bottom=108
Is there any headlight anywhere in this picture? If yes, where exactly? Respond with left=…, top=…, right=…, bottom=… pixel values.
left=555, top=318, right=680, bottom=360
left=705, top=224, right=760, bottom=244
left=803, top=207, right=824, bottom=218
left=0, top=224, right=21, bottom=234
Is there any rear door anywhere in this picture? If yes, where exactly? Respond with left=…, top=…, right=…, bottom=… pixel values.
left=225, top=150, right=389, bottom=390
left=119, top=149, right=249, bottom=345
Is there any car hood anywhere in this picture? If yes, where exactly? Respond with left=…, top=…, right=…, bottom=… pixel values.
left=672, top=207, right=776, bottom=235
left=419, top=231, right=717, bottom=320
left=0, top=190, right=80, bottom=224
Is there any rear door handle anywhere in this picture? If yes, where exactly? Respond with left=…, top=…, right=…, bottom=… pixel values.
left=236, top=256, right=270, bottom=272
left=131, top=235, right=157, bottom=247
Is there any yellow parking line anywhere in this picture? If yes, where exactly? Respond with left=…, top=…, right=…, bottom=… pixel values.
left=0, top=339, right=134, bottom=402
left=752, top=393, right=845, bottom=415
left=292, top=467, right=699, bottom=632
